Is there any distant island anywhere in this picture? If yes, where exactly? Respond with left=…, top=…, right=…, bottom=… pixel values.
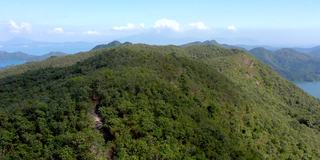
left=0, top=51, right=67, bottom=68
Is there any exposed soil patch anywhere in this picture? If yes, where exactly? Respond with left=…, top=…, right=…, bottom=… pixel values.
left=92, top=94, right=115, bottom=142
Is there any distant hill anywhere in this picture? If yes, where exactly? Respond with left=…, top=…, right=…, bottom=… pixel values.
left=181, top=41, right=320, bottom=82
left=310, top=46, right=320, bottom=57
left=36, top=52, right=68, bottom=60
left=181, top=40, right=219, bottom=46
left=295, top=46, right=320, bottom=57
left=0, top=51, right=35, bottom=61
left=0, top=51, right=67, bottom=68
left=0, top=51, right=95, bottom=78
left=181, top=40, right=245, bottom=50
left=91, top=41, right=132, bottom=51
left=0, top=51, right=32, bottom=68
left=249, top=47, right=320, bottom=81
left=236, top=44, right=279, bottom=51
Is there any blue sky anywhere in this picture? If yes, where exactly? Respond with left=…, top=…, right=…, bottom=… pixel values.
left=0, top=0, right=320, bottom=46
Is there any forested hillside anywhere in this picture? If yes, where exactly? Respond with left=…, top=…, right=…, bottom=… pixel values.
left=0, top=44, right=320, bottom=159
left=249, top=47, right=320, bottom=81
left=0, top=51, right=93, bottom=79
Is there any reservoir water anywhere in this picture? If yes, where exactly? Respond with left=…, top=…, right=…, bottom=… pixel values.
left=0, top=60, right=26, bottom=68
left=296, top=82, right=320, bottom=98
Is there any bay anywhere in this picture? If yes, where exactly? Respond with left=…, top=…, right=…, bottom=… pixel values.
left=296, top=82, right=320, bottom=98
left=0, top=60, right=26, bottom=68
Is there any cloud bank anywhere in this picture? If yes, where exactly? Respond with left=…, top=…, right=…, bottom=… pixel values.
left=227, top=25, right=237, bottom=32
left=112, top=23, right=145, bottom=31
left=51, top=27, right=64, bottom=34
left=9, top=20, right=32, bottom=33
left=189, top=22, right=209, bottom=30
left=154, top=18, right=181, bottom=32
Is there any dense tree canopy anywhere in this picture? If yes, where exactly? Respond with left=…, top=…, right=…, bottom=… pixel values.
left=0, top=44, right=320, bottom=159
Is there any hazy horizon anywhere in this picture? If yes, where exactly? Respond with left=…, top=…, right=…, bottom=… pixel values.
left=1, top=0, right=320, bottom=47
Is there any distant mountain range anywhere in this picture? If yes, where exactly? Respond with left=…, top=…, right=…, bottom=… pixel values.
left=181, top=40, right=245, bottom=50
left=91, top=41, right=132, bottom=51
left=177, top=40, right=320, bottom=82
left=0, top=40, right=134, bottom=68
left=249, top=47, right=320, bottom=82
left=2, top=39, right=320, bottom=82
left=0, top=51, right=67, bottom=68
left=294, top=46, right=320, bottom=57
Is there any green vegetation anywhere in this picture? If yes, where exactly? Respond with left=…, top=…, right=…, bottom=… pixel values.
left=0, top=51, right=94, bottom=79
left=91, top=41, right=132, bottom=51
left=181, top=40, right=245, bottom=50
left=249, top=47, right=320, bottom=82
left=0, top=44, right=320, bottom=159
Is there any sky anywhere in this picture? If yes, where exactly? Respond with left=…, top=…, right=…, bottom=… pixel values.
left=0, top=0, right=320, bottom=47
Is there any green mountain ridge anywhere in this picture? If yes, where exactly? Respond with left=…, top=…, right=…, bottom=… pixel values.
left=91, top=41, right=132, bottom=51
left=249, top=47, right=320, bottom=82
left=295, top=46, right=320, bottom=57
left=181, top=40, right=245, bottom=50
left=0, top=51, right=35, bottom=61
left=0, top=44, right=320, bottom=159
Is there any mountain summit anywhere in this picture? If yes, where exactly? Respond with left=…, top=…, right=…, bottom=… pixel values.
left=91, top=41, right=132, bottom=51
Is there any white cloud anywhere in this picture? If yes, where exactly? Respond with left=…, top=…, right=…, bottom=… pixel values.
left=112, top=23, right=145, bottom=31
left=84, top=30, right=101, bottom=36
left=51, top=27, right=64, bottom=34
left=9, top=20, right=32, bottom=33
left=154, top=18, right=181, bottom=32
left=227, top=25, right=237, bottom=32
left=189, top=22, right=209, bottom=30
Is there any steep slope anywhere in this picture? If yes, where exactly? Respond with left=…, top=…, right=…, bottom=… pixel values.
left=249, top=47, right=320, bottom=81
left=0, top=44, right=320, bottom=159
